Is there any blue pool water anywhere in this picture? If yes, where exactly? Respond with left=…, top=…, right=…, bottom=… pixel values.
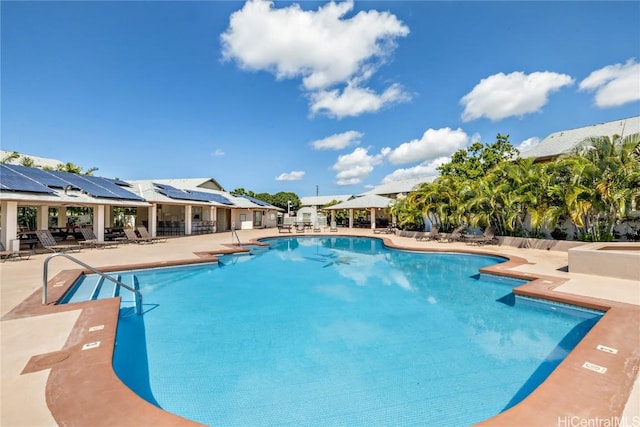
left=108, top=236, right=601, bottom=426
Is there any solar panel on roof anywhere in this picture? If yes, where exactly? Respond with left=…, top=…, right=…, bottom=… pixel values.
left=154, top=183, right=212, bottom=202
left=187, top=190, right=234, bottom=205
left=84, top=175, right=144, bottom=200
left=238, top=194, right=270, bottom=207
left=0, top=165, right=55, bottom=194
left=1, top=164, right=144, bottom=201
left=105, top=177, right=132, bottom=187
left=61, top=173, right=144, bottom=201
left=3, top=164, right=72, bottom=188
left=153, top=183, right=235, bottom=205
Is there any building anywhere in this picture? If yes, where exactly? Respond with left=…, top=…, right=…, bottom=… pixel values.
left=0, top=164, right=282, bottom=251
left=521, top=116, right=640, bottom=162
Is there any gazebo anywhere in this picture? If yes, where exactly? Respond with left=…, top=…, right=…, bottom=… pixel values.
left=324, top=194, right=393, bottom=230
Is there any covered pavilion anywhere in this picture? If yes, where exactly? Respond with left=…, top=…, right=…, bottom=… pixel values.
left=324, top=194, right=394, bottom=230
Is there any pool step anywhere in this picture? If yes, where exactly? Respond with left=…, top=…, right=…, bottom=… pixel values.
left=60, top=272, right=139, bottom=315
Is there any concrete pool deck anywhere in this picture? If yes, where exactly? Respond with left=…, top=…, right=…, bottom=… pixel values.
left=1, top=228, right=638, bottom=426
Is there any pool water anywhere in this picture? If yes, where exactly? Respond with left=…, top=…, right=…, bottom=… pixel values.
left=111, top=236, right=601, bottom=426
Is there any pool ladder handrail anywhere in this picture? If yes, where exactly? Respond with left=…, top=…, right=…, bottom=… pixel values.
left=231, top=226, right=242, bottom=247
left=43, top=253, right=143, bottom=315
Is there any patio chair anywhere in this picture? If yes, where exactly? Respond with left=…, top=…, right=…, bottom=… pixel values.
left=416, top=226, right=439, bottom=241
left=436, top=225, right=466, bottom=243
left=35, top=230, right=82, bottom=253
left=78, top=228, right=118, bottom=249
left=123, top=228, right=156, bottom=244
left=0, top=241, right=32, bottom=262
left=464, top=226, right=498, bottom=246
left=136, top=226, right=167, bottom=243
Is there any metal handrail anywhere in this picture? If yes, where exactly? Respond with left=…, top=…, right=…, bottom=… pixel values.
left=231, top=226, right=242, bottom=246
left=43, top=253, right=143, bottom=315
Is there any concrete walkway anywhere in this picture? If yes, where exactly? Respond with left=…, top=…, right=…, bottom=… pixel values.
left=1, top=229, right=638, bottom=426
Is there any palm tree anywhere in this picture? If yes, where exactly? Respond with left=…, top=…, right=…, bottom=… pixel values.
left=1, top=151, right=20, bottom=163
left=549, top=133, right=640, bottom=241
left=55, top=162, right=98, bottom=176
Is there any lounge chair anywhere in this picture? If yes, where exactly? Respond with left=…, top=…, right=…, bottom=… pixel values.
left=329, top=221, right=338, bottom=232
left=123, top=228, right=156, bottom=244
left=0, top=241, right=32, bottom=262
left=465, top=226, right=498, bottom=246
left=78, top=228, right=118, bottom=249
left=436, top=225, right=466, bottom=243
left=35, top=230, right=82, bottom=253
left=136, top=226, right=167, bottom=243
left=416, top=226, right=439, bottom=241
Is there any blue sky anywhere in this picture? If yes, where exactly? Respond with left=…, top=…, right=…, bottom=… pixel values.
left=2, top=1, right=639, bottom=197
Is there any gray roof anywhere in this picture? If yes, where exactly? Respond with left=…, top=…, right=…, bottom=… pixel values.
left=0, top=149, right=64, bottom=169
left=360, top=176, right=435, bottom=197
left=146, top=177, right=225, bottom=191
left=325, top=194, right=393, bottom=210
left=300, top=195, right=353, bottom=206
left=127, top=179, right=280, bottom=210
left=522, top=116, right=640, bottom=160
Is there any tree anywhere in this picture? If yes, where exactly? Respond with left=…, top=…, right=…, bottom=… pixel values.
left=388, top=195, right=423, bottom=230
left=323, top=200, right=349, bottom=222
left=19, top=156, right=35, bottom=167
left=1, top=151, right=20, bottom=164
left=548, top=133, right=640, bottom=241
left=270, top=192, right=300, bottom=211
left=438, top=134, right=519, bottom=180
left=55, top=162, right=98, bottom=175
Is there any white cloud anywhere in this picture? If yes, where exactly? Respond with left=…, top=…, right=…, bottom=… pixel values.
left=516, top=137, right=540, bottom=153
left=382, top=157, right=448, bottom=182
left=460, top=71, right=574, bottom=122
left=275, top=170, right=305, bottom=181
left=332, top=146, right=389, bottom=186
left=309, top=83, right=411, bottom=118
left=311, top=130, right=363, bottom=150
left=579, top=58, right=640, bottom=107
left=211, top=149, right=225, bottom=156
left=387, top=127, right=469, bottom=164
left=220, top=0, right=410, bottom=118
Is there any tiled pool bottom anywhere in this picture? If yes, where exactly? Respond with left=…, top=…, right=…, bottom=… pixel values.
left=108, top=238, right=603, bottom=426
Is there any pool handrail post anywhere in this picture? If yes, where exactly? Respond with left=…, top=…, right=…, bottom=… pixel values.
left=231, top=226, right=241, bottom=246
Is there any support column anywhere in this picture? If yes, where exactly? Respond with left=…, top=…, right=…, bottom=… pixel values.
left=93, top=205, right=106, bottom=240
left=348, top=209, right=354, bottom=228
left=105, top=205, right=113, bottom=228
left=185, top=205, right=192, bottom=235
left=149, top=205, right=158, bottom=237
left=1, top=201, right=18, bottom=250
left=211, top=206, right=217, bottom=232
left=370, top=208, right=376, bottom=231
left=37, top=205, right=49, bottom=230
left=57, top=207, right=67, bottom=227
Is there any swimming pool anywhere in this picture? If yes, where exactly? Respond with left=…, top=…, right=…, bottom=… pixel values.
left=106, top=236, right=601, bottom=426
